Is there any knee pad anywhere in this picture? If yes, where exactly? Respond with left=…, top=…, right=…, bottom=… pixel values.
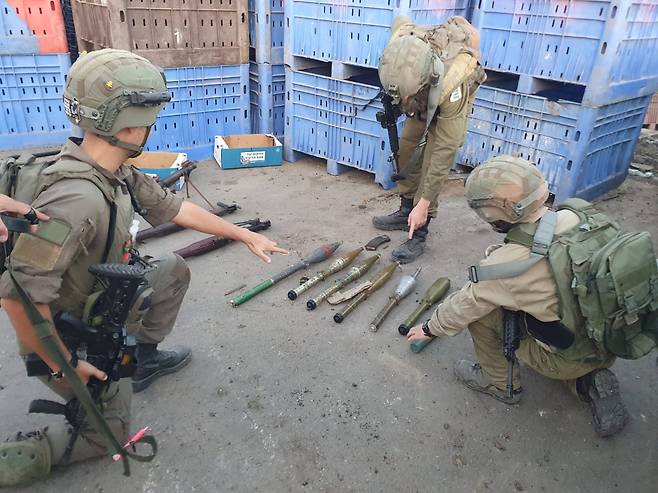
left=0, top=432, right=52, bottom=487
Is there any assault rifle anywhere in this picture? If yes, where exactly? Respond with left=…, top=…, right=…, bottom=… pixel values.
left=376, top=92, right=403, bottom=181
left=503, top=310, right=522, bottom=400
left=26, top=263, right=157, bottom=463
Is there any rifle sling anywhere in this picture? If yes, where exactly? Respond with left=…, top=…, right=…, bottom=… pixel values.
left=7, top=267, right=134, bottom=475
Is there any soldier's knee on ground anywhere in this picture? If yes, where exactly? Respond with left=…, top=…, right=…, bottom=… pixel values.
left=0, top=431, right=51, bottom=487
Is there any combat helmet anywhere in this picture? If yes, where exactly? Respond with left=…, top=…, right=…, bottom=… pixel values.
left=378, top=16, right=444, bottom=114
left=63, top=49, right=171, bottom=157
left=465, top=156, right=549, bottom=225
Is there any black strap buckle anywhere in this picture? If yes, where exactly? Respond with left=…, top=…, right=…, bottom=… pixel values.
left=468, top=265, right=479, bottom=283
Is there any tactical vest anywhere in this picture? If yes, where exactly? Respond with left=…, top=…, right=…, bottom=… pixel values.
left=1, top=152, right=134, bottom=318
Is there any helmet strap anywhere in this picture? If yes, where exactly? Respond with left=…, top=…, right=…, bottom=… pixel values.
left=101, top=127, right=152, bottom=158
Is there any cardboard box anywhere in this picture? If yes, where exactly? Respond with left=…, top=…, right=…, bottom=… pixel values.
left=127, top=151, right=188, bottom=190
left=214, top=134, right=282, bottom=169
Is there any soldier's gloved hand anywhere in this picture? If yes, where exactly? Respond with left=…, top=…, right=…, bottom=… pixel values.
left=244, top=231, right=289, bottom=264
left=407, top=199, right=430, bottom=239
left=0, top=194, right=49, bottom=242
left=485, top=244, right=504, bottom=258
left=406, top=324, right=434, bottom=343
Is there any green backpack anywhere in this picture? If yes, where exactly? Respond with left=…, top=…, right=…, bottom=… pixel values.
left=470, top=198, right=658, bottom=360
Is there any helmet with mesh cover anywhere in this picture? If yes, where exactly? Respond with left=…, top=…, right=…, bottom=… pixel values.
left=465, top=156, right=550, bottom=225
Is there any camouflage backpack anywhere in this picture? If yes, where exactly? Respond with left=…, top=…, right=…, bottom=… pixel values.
left=471, top=198, right=658, bottom=360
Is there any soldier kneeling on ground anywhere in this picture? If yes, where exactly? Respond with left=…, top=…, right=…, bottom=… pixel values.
left=0, top=49, right=288, bottom=487
left=407, top=156, right=658, bottom=437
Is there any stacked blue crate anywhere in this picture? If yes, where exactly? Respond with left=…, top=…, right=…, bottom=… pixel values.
left=0, top=53, right=71, bottom=150
left=250, top=62, right=285, bottom=137
left=145, top=64, right=251, bottom=160
left=458, top=85, right=650, bottom=201
left=472, top=0, right=658, bottom=105
left=284, top=0, right=470, bottom=187
left=285, top=68, right=398, bottom=189
left=0, top=1, right=72, bottom=150
left=249, top=0, right=284, bottom=65
left=249, top=0, right=285, bottom=136
left=456, top=0, right=658, bottom=201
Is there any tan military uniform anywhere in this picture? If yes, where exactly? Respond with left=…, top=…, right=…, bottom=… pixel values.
left=0, top=138, right=191, bottom=464
left=427, top=209, right=616, bottom=391
left=397, top=78, right=478, bottom=217
left=390, top=17, right=486, bottom=217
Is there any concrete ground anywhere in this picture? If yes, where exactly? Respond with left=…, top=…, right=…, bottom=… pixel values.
left=1, top=140, right=657, bottom=492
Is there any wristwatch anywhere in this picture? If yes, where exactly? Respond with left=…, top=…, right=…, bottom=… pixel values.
left=421, top=320, right=435, bottom=338
left=49, top=353, right=79, bottom=380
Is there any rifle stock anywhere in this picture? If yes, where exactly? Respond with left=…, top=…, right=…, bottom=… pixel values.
left=158, top=160, right=197, bottom=189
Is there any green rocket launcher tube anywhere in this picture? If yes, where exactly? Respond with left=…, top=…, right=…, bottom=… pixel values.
left=306, top=254, right=380, bottom=311
left=333, top=263, right=398, bottom=323
left=288, top=248, right=363, bottom=300
left=398, top=277, right=450, bottom=336
left=231, top=242, right=341, bottom=306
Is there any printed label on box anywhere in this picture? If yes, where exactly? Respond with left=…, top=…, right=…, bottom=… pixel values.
left=240, top=151, right=266, bottom=164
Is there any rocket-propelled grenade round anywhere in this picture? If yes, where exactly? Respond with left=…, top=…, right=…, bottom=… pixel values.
left=288, top=248, right=363, bottom=300
left=334, top=262, right=398, bottom=323
left=368, top=267, right=421, bottom=332
left=306, top=254, right=380, bottom=311
left=231, top=242, right=341, bottom=306
left=398, top=277, right=450, bottom=335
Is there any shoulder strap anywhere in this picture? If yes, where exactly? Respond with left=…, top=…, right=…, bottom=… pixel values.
left=6, top=267, right=133, bottom=474
left=468, top=211, right=558, bottom=283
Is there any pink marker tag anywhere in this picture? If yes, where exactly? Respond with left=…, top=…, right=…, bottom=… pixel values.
left=113, top=426, right=150, bottom=461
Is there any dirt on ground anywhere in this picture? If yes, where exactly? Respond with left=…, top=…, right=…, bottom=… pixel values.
left=0, top=134, right=656, bottom=492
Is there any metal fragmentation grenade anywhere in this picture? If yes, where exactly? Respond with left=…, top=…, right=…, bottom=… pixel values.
left=398, top=277, right=451, bottom=336
left=231, top=242, right=341, bottom=306
left=306, top=254, right=380, bottom=311
left=368, top=267, right=421, bottom=332
left=334, top=263, right=398, bottom=323
left=288, top=248, right=363, bottom=300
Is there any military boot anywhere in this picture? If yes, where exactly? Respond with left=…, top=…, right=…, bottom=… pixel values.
left=391, top=218, right=430, bottom=264
left=132, top=343, right=192, bottom=393
left=372, top=196, right=414, bottom=231
left=0, top=431, right=52, bottom=487
left=453, top=360, right=522, bottom=405
left=576, top=369, right=629, bottom=437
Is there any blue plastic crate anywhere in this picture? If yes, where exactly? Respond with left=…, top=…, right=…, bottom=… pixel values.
left=285, top=0, right=470, bottom=69
left=0, top=0, right=69, bottom=55
left=0, top=53, right=71, bottom=150
left=145, top=64, right=251, bottom=160
left=1, top=1, right=39, bottom=54
left=456, top=84, right=651, bottom=202
left=249, top=62, right=285, bottom=136
left=409, top=0, right=471, bottom=24
left=284, top=68, right=405, bottom=189
left=472, top=0, right=658, bottom=105
left=249, top=0, right=284, bottom=64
